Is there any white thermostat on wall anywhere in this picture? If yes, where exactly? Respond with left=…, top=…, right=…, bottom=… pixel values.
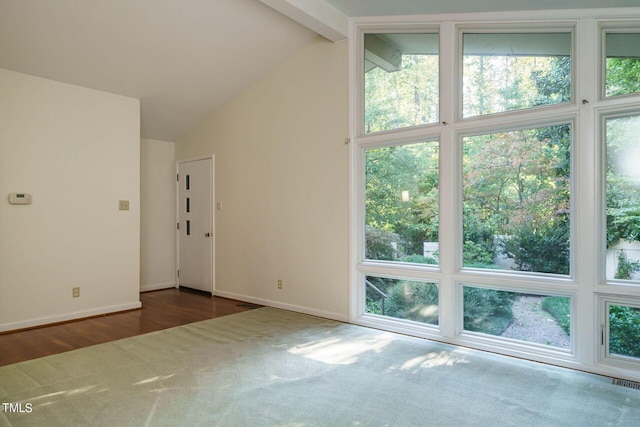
left=8, top=193, right=32, bottom=205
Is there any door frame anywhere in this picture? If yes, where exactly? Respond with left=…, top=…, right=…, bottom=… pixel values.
left=175, top=155, right=215, bottom=294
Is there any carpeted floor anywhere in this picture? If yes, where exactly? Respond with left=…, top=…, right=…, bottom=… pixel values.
left=0, top=307, right=638, bottom=426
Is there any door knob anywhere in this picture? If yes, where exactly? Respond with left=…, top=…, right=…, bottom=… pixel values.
left=205, top=232, right=211, bottom=237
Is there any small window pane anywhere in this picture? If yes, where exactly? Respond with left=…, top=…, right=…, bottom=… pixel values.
left=608, top=304, right=640, bottom=359
left=605, top=114, right=640, bottom=282
left=364, top=33, right=439, bottom=133
left=365, top=141, right=439, bottom=264
left=605, top=33, right=640, bottom=97
left=366, top=276, right=438, bottom=325
left=463, top=286, right=571, bottom=349
left=462, top=32, right=571, bottom=117
left=462, top=125, right=571, bottom=275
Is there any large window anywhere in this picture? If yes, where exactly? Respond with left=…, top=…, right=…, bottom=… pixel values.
left=364, top=33, right=439, bottom=133
left=353, top=12, right=640, bottom=381
left=365, top=141, right=439, bottom=264
left=605, top=32, right=640, bottom=97
left=462, top=125, right=571, bottom=274
left=366, top=276, right=439, bottom=326
left=605, top=113, right=640, bottom=282
left=463, top=285, right=571, bottom=349
left=608, top=302, right=640, bottom=360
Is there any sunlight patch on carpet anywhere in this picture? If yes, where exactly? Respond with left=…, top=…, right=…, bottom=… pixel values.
left=288, top=333, right=397, bottom=365
left=396, top=350, right=470, bottom=371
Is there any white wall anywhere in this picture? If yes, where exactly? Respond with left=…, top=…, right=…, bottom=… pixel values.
left=0, top=69, right=141, bottom=331
left=140, top=138, right=176, bottom=291
left=177, top=36, right=349, bottom=320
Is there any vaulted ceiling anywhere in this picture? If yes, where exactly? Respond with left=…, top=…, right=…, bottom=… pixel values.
left=1, top=0, right=638, bottom=141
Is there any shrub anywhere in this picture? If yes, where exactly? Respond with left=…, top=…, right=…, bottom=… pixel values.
left=364, top=275, right=396, bottom=315
left=366, top=299, right=383, bottom=316
left=500, top=219, right=569, bottom=274
left=614, top=250, right=640, bottom=280
left=463, top=288, right=518, bottom=335
left=365, top=226, right=401, bottom=261
left=385, top=281, right=439, bottom=324
left=463, top=211, right=496, bottom=264
left=609, top=305, right=640, bottom=358
left=399, top=254, right=437, bottom=265
left=463, top=240, right=495, bottom=266
left=541, top=296, right=571, bottom=334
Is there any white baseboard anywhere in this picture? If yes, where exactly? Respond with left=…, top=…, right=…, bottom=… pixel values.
left=140, top=282, right=176, bottom=292
left=213, top=290, right=349, bottom=323
left=0, top=301, right=142, bottom=333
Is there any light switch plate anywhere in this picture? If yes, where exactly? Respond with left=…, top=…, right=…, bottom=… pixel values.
left=119, top=200, right=130, bottom=211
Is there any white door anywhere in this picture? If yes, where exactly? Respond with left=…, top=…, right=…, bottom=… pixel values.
left=177, top=158, right=213, bottom=293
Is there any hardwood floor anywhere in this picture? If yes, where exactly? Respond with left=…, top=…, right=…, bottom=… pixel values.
left=0, top=288, right=260, bottom=367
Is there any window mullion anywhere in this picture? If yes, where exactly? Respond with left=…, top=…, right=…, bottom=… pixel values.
left=437, top=21, right=458, bottom=337
left=574, top=17, right=598, bottom=366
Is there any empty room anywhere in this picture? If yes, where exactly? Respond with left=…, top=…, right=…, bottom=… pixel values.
left=1, top=0, right=640, bottom=425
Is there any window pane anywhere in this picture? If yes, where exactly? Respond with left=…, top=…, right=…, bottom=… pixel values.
left=605, top=33, right=640, bottom=97
left=605, top=114, right=640, bottom=281
left=365, top=141, right=439, bottom=264
left=462, top=125, right=571, bottom=275
left=464, top=286, right=571, bottom=348
left=608, top=304, right=640, bottom=359
left=463, top=33, right=571, bottom=117
left=364, top=33, right=439, bottom=133
left=366, top=276, right=438, bottom=325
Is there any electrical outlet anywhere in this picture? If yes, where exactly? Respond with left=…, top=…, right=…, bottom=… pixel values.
left=72, top=287, right=80, bottom=298
left=277, top=280, right=282, bottom=289
left=118, top=200, right=130, bottom=211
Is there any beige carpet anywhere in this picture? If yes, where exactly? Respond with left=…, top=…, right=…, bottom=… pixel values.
left=1, top=307, right=638, bottom=426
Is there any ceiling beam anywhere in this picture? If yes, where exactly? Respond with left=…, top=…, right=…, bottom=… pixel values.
left=364, top=35, right=402, bottom=72
left=259, top=0, right=347, bottom=42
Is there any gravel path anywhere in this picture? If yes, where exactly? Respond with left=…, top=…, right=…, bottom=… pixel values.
left=501, top=296, right=570, bottom=348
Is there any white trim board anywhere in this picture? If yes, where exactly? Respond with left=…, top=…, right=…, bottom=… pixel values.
left=140, top=282, right=176, bottom=293
left=213, top=290, right=349, bottom=323
left=0, top=302, right=142, bottom=333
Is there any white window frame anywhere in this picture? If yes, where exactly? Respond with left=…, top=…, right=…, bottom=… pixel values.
left=458, top=282, right=576, bottom=356
left=456, top=24, right=576, bottom=122
left=362, top=273, right=441, bottom=330
left=600, top=21, right=640, bottom=101
left=597, top=107, right=640, bottom=288
left=597, top=295, right=640, bottom=375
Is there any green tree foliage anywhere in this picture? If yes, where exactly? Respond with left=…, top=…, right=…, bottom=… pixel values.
left=609, top=305, right=640, bottom=358
left=606, top=58, right=640, bottom=97
left=366, top=142, right=439, bottom=260
left=614, top=251, right=640, bottom=280
left=365, top=226, right=401, bottom=261
left=365, top=54, right=439, bottom=133
left=501, top=218, right=570, bottom=275
left=463, top=54, right=570, bottom=117
left=463, top=124, right=571, bottom=273
left=605, top=116, right=640, bottom=247
left=531, top=56, right=572, bottom=106
left=365, top=275, right=395, bottom=316
left=541, top=296, right=571, bottom=335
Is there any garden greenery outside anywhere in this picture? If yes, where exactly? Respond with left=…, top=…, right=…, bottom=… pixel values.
left=363, top=37, right=640, bottom=357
